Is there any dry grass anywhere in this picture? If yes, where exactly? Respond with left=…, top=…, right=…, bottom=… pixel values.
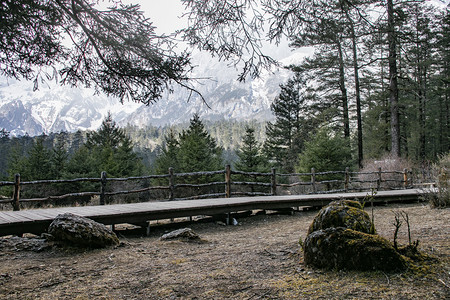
left=0, top=203, right=448, bottom=299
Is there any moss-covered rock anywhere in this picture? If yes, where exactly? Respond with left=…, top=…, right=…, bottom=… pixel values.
left=303, top=227, right=407, bottom=271
left=308, top=200, right=375, bottom=235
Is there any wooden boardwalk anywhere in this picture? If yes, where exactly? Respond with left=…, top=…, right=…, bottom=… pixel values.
left=0, top=189, right=425, bottom=236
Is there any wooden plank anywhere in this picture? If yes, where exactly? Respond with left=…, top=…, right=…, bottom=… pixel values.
left=0, top=213, right=23, bottom=224
left=21, top=210, right=63, bottom=220
left=13, top=211, right=51, bottom=221
left=0, top=211, right=32, bottom=223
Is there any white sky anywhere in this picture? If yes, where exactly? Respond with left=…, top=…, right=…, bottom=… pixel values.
left=122, top=0, right=187, bottom=35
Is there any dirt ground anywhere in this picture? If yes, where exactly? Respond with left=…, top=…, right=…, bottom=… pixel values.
left=0, top=202, right=449, bottom=299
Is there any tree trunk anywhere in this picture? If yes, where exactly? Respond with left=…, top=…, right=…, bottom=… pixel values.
left=387, top=0, right=401, bottom=157
left=343, top=7, right=364, bottom=167
left=337, top=39, right=350, bottom=139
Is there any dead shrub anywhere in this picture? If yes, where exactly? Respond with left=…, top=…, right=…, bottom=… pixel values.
left=428, top=153, right=449, bottom=208
left=359, top=154, right=414, bottom=190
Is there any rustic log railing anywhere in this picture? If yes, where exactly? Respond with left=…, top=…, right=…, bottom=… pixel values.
left=0, top=165, right=413, bottom=211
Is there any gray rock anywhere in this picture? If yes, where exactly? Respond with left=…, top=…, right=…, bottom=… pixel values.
left=48, top=213, right=119, bottom=248
left=0, top=236, right=51, bottom=252
left=160, top=228, right=200, bottom=241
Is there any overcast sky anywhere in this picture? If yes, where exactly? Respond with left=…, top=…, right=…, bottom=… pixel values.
left=123, top=0, right=187, bottom=35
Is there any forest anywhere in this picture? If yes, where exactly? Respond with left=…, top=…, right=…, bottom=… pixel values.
left=0, top=115, right=267, bottom=181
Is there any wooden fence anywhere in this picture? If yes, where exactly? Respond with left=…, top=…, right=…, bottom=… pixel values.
left=0, top=166, right=412, bottom=211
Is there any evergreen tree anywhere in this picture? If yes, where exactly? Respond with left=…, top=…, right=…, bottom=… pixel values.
left=68, top=113, right=142, bottom=178
left=154, top=129, right=180, bottom=174
left=27, top=137, right=53, bottom=180
left=51, top=138, right=68, bottom=179
left=292, top=51, right=350, bottom=137
left=263, top=76, right=315, bottom=173
left=177, top=113, right=223, bottom=173
left=7, top=144, right=29, bottom=180
left=235, top=126, right=267, bottom=172
left=7, top=136, right=54, bottom=181
left=65, top=146, right=97, bottom=179
left=362, top=101, right=391, bottom=159
left=386, top=0, right=401, bottom=157
left=0, top=129, right=11, bottom=179
left=86, top=113, right=128, bottom=150
left=433, top=9, right=450, bottom=155
left=296, top=127, right=353, bottom=181
left=70, top=130, right=85, bottom=155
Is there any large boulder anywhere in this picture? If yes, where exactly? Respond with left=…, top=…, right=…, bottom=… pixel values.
left=303, top=200, right=407, bottom=271
left=303, top=227, right=406, bottom=271
left=308, top=200, right=375, bottom=235
left=48, top=213, right=119, bottom=248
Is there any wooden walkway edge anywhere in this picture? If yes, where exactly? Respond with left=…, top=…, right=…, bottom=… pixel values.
left=0, top=189, right=426, bottom=237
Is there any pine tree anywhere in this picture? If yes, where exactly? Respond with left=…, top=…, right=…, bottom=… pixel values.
left=154, top=129, right=180, bottom=174
left=296, top=127, right=353, bottom=181
left=25, top=137, right=53, bottom=180
left=0, top=129, right=11, bottom=179
left=433, top=9, right=450, bottom=155
left=86, top=113, right=128, bottom=150
left=362, top=101, right=391, bottom=159
left=65, top=146, right=97, bottom=179
left=7, top=144, right=29, bottom=180
left=263, top=76, right=314, bottom=173
left=51, top=137, right=68, bottom=179
left=293, top=50, right=350, bottom=137
left=235, top=126, right=267, bottom=173
left=68, top=113, right=142, bottom=178
left=399, top=3, right=444, bottom=160
left=177, top=113, right=223, bottom=173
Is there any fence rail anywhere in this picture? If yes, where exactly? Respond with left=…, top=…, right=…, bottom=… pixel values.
left=0, top=165, right=414, bottom=211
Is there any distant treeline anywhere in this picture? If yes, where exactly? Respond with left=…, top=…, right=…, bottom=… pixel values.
left=0, top=118, right=267, bottom=180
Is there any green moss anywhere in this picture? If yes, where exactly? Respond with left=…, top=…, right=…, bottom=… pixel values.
left=304, top=227, right=407, bottom=271
left=302, top=199, right=444, bottom=273
left=308, top=200, right=375, bottom=235
left=338, top=199, right=364, bottom=209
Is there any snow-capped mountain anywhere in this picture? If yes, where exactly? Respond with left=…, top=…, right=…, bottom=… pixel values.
left=0, top=50, right=308, bottom=136
left=0, top=78, right=142, bottom=136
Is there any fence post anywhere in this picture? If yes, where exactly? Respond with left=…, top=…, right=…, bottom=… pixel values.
left=271, top=168, right=277, bottom=196
left=100, top=171, right=107, bottom=205
left=311, top=168, right=317, bottom=194
left=403, top=168, right=408, bottom=189
left=377, top=167, right=382, bottom=190
left=225, top=165, right=231, bottom=198
left=12, top=174, right=20, bottom=211
left=345, top=167, right=350, bottom=192
left=169, top=167, right=174, bottom=201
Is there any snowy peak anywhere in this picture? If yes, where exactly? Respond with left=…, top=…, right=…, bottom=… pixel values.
left=0, top=78, right=142, bottom=136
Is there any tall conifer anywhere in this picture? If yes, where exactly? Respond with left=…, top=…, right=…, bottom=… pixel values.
left=263, top=77, right=313, bottom=173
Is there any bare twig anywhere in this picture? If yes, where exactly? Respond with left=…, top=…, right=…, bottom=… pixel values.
left=392, top=211, right=403, bottom=250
